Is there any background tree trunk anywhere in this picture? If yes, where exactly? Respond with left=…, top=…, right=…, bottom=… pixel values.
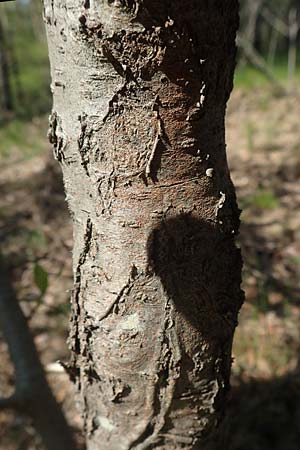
left=0, top=16, right=13, bottom=112
left=0, top=262, right=77, bottom=450
left=43, top=1, right=243, bottom=449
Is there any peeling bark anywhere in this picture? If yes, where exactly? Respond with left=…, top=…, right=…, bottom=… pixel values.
left=43, top=1, right=243, bottom=449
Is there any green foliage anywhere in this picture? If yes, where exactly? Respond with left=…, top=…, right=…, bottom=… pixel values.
left=48, top=303, right=71, bottom=317
left=0, top=1, right=51, bottom=119
left=240, top=189, right=280, bottom=212
left=13, top=38, right=51, bottom=118
left=26, top=229, right=47, bottom=253
left=33, top=262, right=48, bottom=297
left=0, top=116, right=48, bottom=162
left=250, top=190, right=280, bottom=210
left=246, top=121, right=256, bottom=152
left=235, top=56, right=300, bottom=89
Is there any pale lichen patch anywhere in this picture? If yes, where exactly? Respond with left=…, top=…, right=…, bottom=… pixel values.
left=118, top=312, right=140, bottom=330
left=206, top=168, right=214, bottom=178
left=96, top=416, right=116, bottom=432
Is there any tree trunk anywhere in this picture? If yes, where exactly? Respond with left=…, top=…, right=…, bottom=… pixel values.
left=43, top=1, right=243, bottom=449
left=0, top=16, right=13, bottom=112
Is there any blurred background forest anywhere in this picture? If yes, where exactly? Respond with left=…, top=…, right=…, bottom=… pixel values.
left=0, top=1, right=299, bottom=449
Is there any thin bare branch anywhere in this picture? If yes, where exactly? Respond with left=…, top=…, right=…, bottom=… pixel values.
left=261, top=7, right=289, bottom=37
left=237, top=34, right=286, bottom=93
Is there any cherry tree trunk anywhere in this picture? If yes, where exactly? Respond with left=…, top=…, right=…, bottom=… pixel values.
left=43, top=1, right=243, bottom=449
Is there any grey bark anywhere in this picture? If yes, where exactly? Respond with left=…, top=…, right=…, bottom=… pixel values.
left=43, top=1, right=243, bottom=449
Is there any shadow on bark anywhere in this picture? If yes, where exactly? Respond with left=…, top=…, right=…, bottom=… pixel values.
left=146, top=214, right=243, bottom=447
left=147, top=213, right=243, bottom=338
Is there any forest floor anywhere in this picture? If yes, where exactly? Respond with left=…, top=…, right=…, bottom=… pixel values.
left=0, top=86, right=300, bottom=450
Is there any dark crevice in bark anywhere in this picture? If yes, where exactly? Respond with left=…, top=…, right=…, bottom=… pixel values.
left=78, top=113, right=91, bottom=176
left=145, top=95, right=171, bottom=182
left=97, top=266, right=139, bottom=321
left=48, top=111, right=67, bottom=163
left=102, top=43, right=138, bottom=82
left=102, top=82, right=128, bottom=123
left=70, top=218, right=93, bottom=359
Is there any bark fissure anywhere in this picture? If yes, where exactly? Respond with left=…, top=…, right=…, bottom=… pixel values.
left=48, top=110, right=67, bottom=163
left=71, top=218, right=93, bottom=357
left=78, top=113, right=91, bottom=176
left=129, top=297, right=181, bottom=449
left=145, top=95, right=171, bottom=182
left=97, top=266, right=139, bottom=322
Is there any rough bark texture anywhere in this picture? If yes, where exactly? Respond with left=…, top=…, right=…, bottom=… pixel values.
left=43, top=1, right=243, bottom=449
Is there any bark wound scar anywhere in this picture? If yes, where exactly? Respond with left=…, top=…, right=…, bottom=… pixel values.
left=97, top=264, right=138, bottom=322
left=102, top=43, right=137, bottom=83
left=48, top=111, right=67, bottom=163
left=78, top=114, right=91, bottom=176
left=145, top=95, right=171, bottom=182
left=70, top=218, right=93, bottom=358
left=102, top=82, right=127, bottom=123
